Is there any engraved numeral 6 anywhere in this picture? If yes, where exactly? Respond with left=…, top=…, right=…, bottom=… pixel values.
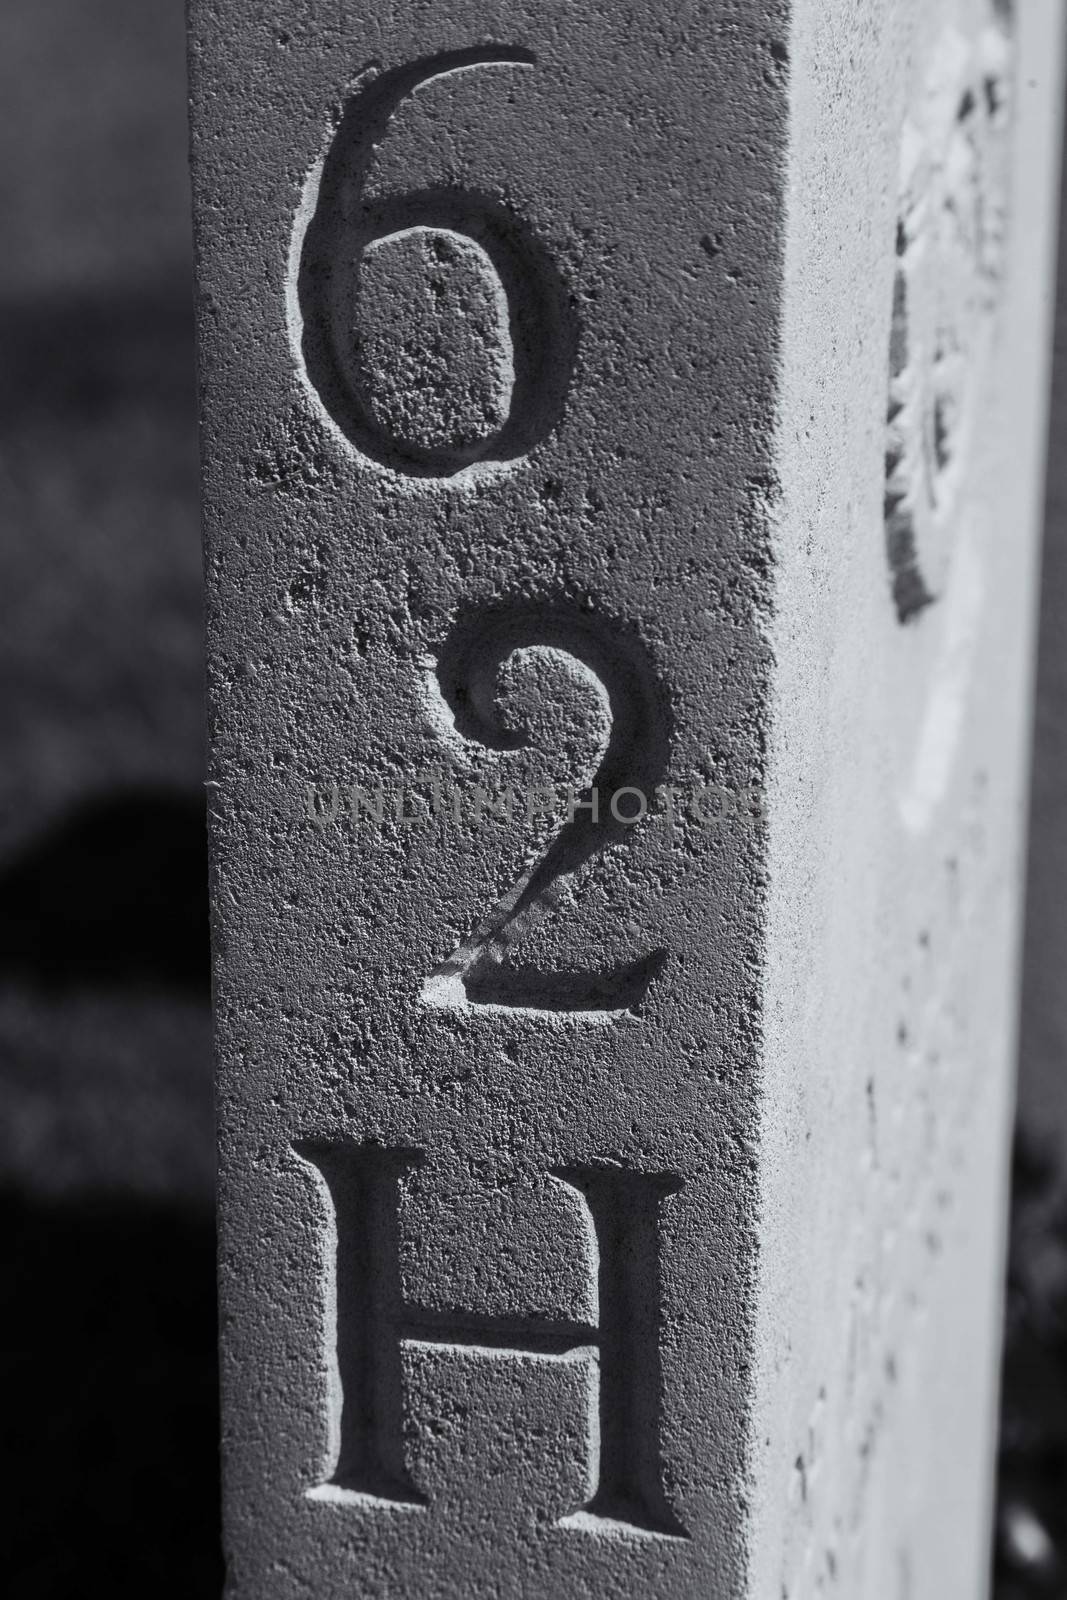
left=294, top=48, right=578, bottom=478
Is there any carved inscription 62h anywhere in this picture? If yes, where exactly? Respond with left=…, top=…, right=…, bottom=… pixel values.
left=289, top=39, right=686, bottom=1553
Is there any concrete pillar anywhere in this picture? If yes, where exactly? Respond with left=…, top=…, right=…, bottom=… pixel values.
left=187, top=2, right=1063, bottom=1596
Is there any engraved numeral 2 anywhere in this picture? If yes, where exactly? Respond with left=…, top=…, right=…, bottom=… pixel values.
left=423, top=604, right=670, bottom=1014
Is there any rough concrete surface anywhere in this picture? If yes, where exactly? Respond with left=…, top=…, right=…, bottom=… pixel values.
left=755, top=2, right=1062, bottom=1596
left=188, top=1, right=1061, bottom=1596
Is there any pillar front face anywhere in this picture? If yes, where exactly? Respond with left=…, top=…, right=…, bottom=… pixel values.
left=191, top=5, right=785, bottom=1595
left=188, top=0, right=1062, bottom=1596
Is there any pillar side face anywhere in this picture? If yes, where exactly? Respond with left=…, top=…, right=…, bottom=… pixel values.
left=756, top=1, right=1063, bottom=1596
left=189, top=4, right=787, bottom=1598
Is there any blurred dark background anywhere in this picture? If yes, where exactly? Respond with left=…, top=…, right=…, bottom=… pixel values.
left=0, top=2, right=217, bottom=1595
left=0, top=2, right=1063, bottom=1595
left=995, top=114, right=1067, bottom=1599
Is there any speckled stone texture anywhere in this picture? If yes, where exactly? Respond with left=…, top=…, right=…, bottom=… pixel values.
left=188, top=1, right=1062, bottom=1595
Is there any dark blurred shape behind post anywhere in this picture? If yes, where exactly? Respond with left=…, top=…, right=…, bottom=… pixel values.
left=0, top=2, right=219, bottom=1596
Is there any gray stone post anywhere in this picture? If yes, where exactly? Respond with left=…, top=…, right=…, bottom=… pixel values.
left=188, top=1, right=1063, bottom=1595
